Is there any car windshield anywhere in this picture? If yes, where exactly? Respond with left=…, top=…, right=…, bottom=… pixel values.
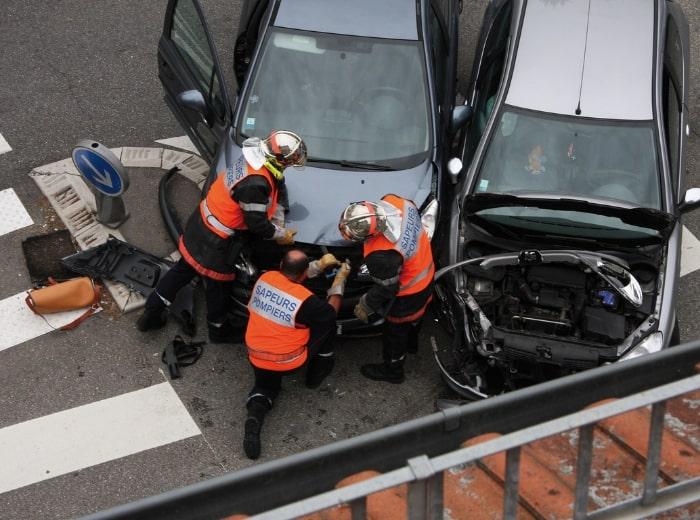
left=472, top=108, right=662, bottom=239
left=475, top=108, right=661, bottom=207
left=239, top=28, right=430, bottom=169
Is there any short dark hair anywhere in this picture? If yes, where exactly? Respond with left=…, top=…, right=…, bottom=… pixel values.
left=281, top=250, right=310, bottom=278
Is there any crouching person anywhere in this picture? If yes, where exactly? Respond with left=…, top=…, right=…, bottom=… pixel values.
left=243, top=249, right=350, bottom=459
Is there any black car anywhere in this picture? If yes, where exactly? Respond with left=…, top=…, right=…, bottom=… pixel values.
left=433, top=0, right=700, bottom=398
left=156, top=0, right=468, bottom=332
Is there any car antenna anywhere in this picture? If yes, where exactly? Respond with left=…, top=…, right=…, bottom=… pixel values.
left=575, top=0, right=593, bottom=116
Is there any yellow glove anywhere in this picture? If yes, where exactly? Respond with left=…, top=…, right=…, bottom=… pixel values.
left=353, top=295, right=373, bottom=323
left=308, top=253, right=341, bottom=278
left=274, top=228, right=297, bottom=246
left=327, top=262, right=351, bottom=297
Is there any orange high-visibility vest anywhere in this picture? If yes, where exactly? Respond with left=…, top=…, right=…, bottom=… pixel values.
left=200, top=156, right=278, bottom=238
left=363, top=194, right=434, bottom=297
left=246, top=271, right=313, bottom=371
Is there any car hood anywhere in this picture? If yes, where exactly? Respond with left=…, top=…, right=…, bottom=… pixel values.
left=283, top=161, right=433, bottom=246
left=464, top=193, right=675, bottom=236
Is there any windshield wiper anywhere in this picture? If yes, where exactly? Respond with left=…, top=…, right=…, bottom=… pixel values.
left=309, top=158, right=393, bottom=171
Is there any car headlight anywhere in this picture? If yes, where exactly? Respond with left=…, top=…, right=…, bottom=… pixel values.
left=620, top=332, right=663, bottom=361
left=421, top=199, right=438, bottom=240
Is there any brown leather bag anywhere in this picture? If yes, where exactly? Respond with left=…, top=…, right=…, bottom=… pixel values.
left=26, top=277, right=101, bottom=330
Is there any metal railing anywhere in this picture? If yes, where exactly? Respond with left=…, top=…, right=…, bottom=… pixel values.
left=84, top=340, right=700, bottom=520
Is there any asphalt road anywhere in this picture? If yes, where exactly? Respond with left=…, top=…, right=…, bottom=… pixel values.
left=0, top=1, right=698, bottom=518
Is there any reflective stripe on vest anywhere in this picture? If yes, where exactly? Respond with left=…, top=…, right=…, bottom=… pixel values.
left=202, top=155, right=278, bottom=238
left=245, top=271, right=313, bottom=371
left=364, top=195, right=435, bottom=297
left=246, top=344, right=306, bottom=364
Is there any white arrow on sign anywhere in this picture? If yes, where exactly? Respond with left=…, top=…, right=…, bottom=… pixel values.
left=81, top=156, right=115, bottom=189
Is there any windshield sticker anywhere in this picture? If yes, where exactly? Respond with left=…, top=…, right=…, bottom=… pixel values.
left=245, top=117, right=256, bottom=128
left=478, top=179, right=489, bottom=192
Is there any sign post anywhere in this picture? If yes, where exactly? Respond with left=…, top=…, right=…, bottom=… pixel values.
left=72, top=140, right=130, bottom=228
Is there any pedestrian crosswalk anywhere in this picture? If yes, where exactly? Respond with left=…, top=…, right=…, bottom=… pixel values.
left=0, top=188, right=32, bottom=237
left=0, top=133, right=11, bottom=156
left=0, top=382, right=200, bottom=494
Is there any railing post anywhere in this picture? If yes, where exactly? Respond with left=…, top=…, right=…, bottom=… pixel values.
left=641, top=401, right=667, bottom=505
left=349, top=497, right=367, bottom=520
left=573, top=424, right=595, bottom=519
left=503, top=447, right=522, bottom=519
left=407, top=456, right=443, bottom=520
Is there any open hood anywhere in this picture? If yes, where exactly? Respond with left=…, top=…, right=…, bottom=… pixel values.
left=464, top=193, right=675, bottom=235
left=283, top=161, right=432, bottom=246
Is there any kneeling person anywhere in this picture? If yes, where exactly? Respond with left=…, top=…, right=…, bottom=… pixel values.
left=243, top=250, right=349, bottom=459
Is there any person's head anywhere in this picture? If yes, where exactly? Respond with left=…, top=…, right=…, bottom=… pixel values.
left=338, top=201, right=387, bottom=242
left=261, top=130, right=307, bottom=179
left=280, top=249, right=311, bottom=282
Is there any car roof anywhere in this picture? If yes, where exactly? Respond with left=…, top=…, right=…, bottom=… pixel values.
left=274, top=0, right=419, bottom=40
left=505, top=0, right=655, bottom=120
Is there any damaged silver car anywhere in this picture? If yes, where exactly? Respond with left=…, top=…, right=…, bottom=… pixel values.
left=433, top=0, right=700, bottom=398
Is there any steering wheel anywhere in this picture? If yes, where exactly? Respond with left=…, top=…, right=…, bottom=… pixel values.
left=590, top=169, right=641, bottom=204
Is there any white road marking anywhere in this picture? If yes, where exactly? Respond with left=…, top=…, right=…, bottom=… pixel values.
left=0, top=188, right=33, bottom=236
left=0, top=383, right=200, bottom=494
left=681, top=225, right=700, bottom=278
left=0, top=133, right=11, bottom=155
left=155, top=135, right=199, bottom=155
left=0, top=291, right=101, bottom=353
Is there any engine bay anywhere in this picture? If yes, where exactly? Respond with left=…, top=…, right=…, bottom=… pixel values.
left=469, top=261, right=655, bottom=347
left=433, top=247, right=660, bottom=397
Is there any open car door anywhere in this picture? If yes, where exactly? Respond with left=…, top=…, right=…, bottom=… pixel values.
left=158, top=0, right=232, bottom=163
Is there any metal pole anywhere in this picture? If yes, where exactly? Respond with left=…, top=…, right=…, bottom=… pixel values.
left=641, top=401, right=667, bottom=505
left=573, top=424, right=595, bottom=519
left=503, top=448, right=522, bottom=519
left=349, top=497, right=367, bottom=520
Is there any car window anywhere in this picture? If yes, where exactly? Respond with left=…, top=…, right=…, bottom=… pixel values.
left=663, top=16, right=683, bottom=196
left=239, top=28, right=430, bottom=168
left=663, top=71, right=681, bottom=196
left=467, top=1, right=512, bottom=152
left=170, top=0, right=226, bottom=120
left=430, top=5, right=448, bottom=103
left=474, top=109, right=661, bottom=209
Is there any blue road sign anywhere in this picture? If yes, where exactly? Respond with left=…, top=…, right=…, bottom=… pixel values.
left=72, top=142, right=128, bottom=196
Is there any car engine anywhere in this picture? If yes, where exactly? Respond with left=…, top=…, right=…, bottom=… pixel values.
left=434, top=250, right=659, bottom=396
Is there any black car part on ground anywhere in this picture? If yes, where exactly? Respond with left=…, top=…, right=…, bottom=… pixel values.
left=62, top=236, right=195, bottom=333
left=432, top=249, right=659, bottom=398
left=82, top=340, right=700, bottom=520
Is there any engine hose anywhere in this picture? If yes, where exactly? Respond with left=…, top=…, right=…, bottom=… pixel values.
left=158, top=167, right=184, bottom=246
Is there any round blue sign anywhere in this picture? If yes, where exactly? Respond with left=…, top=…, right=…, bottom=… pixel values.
left=72, top=141, right=128, bottom=196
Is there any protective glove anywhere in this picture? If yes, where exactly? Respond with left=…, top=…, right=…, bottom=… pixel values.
left=327, top=261, right=351, bottom=297
left=271, top=205, right=285, bottom=228
left=274, top=227, right=297, bottom=246
left=307, top=253, right=341, bottom=278
left=353, top=295, right=373, bottom=323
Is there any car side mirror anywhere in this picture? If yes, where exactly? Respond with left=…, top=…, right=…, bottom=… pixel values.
left=679, top=187, right=700, bottom=214
left=176, top=90, right=207, bottom=115
left=447, top=157, right=463, bottom=184
left=450, top=105, right=472, bottom=134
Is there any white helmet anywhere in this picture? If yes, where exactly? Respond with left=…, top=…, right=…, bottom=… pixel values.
left=242, top=130, right=307, bottom=173
left=338, top=201, right=387, bottom=242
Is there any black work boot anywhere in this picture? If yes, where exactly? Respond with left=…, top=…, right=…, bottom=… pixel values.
left=243, top=397, right=271, bottom=460
left=208, top=319, right=244, bottom=344
left=360, top=358, right=405, bottom=384
left=305, top=353, right=335, bottom=389
left=136, top=307, right=167, bottom=332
